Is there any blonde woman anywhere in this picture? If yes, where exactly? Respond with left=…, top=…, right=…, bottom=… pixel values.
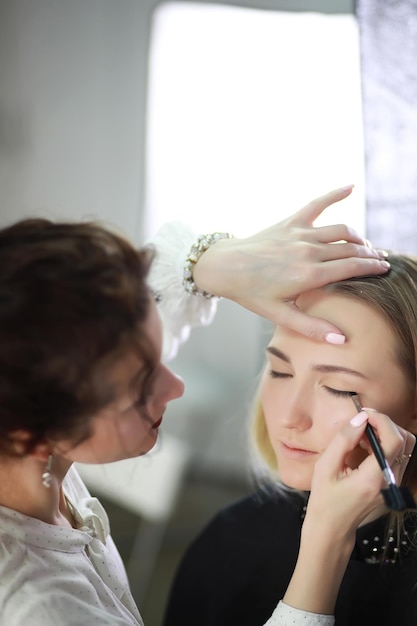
left=164, top=255, right=417, bottom=626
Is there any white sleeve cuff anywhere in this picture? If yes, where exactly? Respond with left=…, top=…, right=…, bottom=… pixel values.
left=146, top=221, right=219, bottom=361
left=264, top=601, right=335, bottom=626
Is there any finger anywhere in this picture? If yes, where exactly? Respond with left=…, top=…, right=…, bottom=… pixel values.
left=366, top=413, right=415, bottom=465
left=311, top=227, right=388, bottom=262
left=365, top=411, right=405, bottom=461
left=313, top=240, right=389, bottom=262
left=390, top=426, right=415, bottom=459
left=325, top=242, right=390, bottom=263
left=267, top=302, right=346, bottom=344
left=316, top=413, right=388, bottom=503
left=405, top=432, right=416, bottom=457
left=301, top=257, right=391, bottom=288
left=307, top=223, right=365, bottom=246
left=295, top=224, right=388, bottom=261
left=364, top=239, right=390, bottom=258
left=288, top=186, right=354, bottom=227
left=362, top=412, right=412, bottom=475
left=315, top=412, right=369, bottom=478
left=392, top=433, right=416, bottom=484
left=363, top=412, right=416, bottom=486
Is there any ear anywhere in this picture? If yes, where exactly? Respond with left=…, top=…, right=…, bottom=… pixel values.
left=8, top=430, right=51, bottom=461
left=29, top=443, right=52, bottom=463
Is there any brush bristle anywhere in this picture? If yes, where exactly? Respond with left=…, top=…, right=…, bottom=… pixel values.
left=382, top=485, right=416, bottom=511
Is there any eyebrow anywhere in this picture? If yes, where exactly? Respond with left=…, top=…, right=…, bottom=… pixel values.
left=265, top=346, right=368, bottom=379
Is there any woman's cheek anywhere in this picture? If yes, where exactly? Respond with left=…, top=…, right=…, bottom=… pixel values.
left=120, top=412, right=149, bottom=439
left=314, top=408, right=352, bottom=453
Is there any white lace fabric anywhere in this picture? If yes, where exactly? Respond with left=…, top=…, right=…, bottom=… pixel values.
left=147, top=221, right=219, bottom=361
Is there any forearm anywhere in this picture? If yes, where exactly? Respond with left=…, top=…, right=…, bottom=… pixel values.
left=262, top=521, right=351, bottom=625
left=147, top=185, right=390, bottom=354
left=283, top=520, right=354, bottom=615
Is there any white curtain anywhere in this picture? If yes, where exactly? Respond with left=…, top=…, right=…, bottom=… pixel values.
left=357, top=0, right=417, bottom=252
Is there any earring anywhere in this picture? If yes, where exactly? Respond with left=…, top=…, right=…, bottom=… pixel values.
left=42, top=454, right=53, bottom=488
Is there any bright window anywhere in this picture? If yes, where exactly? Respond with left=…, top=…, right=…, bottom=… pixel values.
left=144, top=2, right=365, bottom=238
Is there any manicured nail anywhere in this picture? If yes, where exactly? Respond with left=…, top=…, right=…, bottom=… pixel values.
left=325, top=332, right=346, bottom=345
left=340, top=184, right=354, bottom=191
left=350, top=411, right=368, bottom=427
left=380, top=260, right=391, bottom=269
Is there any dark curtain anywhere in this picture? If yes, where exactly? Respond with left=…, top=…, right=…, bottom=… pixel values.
left=356, top=0, right=417, bottom=252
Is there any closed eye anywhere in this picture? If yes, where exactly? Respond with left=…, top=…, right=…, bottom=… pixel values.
left=324, top=386, right=356, bottom=398
left=268, top=370, right=292, bottom=379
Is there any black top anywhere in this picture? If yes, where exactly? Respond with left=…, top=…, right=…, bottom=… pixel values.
left=163, top=489, right=417, bottom=626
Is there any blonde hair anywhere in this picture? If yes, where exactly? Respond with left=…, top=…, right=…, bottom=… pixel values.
left=251, top=254, right=417, bottom=523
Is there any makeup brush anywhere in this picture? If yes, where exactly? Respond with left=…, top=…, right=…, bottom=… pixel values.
left=350, top=393, right=416, bottom=511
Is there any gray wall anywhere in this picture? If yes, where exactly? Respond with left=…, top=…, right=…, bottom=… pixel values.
left=0, top=0, right=152, bottom=237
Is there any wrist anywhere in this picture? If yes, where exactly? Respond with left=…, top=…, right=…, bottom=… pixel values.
left=301, top=515, right=356, bottom=556
left=184, top=232, right=234, bottom=298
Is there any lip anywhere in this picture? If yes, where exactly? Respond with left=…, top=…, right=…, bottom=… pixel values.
left=279, top=441, right=317, bottom=459
left=152, top=417, right=163, bottom=430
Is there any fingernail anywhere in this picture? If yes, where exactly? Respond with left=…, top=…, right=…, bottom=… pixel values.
left=380, top=260, right=391, bottom=270
left=376, top=249, right=389, bottom=258
left=350, top=411, right=368, bottom=427
left=325, top=332, right=346, bottom=345
left=340, top=184, right=354, bottom=191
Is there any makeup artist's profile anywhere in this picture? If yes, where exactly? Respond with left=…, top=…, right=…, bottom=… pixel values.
left=164, top=254, right=417, bottom=626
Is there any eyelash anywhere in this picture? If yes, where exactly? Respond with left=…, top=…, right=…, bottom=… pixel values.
left=268, top=370, right=291, bottom=379
left=268, top=372, right=354, bottom=398
left=323, top=386, right=355, bottom=398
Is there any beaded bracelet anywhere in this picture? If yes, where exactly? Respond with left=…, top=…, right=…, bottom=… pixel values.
left=183, top=232, right=234, bottom=298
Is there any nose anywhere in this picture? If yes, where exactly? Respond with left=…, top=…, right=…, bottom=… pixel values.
left=277, top=389, right=313, bottom=431
left=161, top=365, right=185, bottom=402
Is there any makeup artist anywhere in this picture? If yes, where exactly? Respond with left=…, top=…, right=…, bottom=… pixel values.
left=0, top=186, right=390, bottom=626
left=163, top=254, right=417, bottom=626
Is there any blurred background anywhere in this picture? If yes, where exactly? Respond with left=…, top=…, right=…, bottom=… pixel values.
left=1, top=0, right=416, bottom=624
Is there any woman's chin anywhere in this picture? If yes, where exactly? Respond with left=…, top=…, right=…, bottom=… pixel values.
left=279, top=471, right=312, bottom=492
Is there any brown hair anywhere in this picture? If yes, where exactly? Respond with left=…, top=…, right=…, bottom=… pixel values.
left=0, top=218, right=156, bottom=456
left=252, top=254, right=417, bottom=518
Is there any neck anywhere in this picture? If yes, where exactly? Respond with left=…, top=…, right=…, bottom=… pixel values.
left=0, top=454, right=74, bottom=526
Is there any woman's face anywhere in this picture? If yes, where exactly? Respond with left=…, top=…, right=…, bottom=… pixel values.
left=55, top=299, right=185, bottom=464
left=261, top=289, right=416, bottom=491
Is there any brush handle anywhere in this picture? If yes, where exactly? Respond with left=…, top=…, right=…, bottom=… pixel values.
left=350, top=393, right=397, bottom=487
left=365, top=421, right=397, bottom=486
left=365, top=423, right=386, bottom=471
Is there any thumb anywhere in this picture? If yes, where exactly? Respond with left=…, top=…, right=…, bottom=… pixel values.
left=268, top=302, right=346, bottom=345
left=314, top=411, right=369, bottom=480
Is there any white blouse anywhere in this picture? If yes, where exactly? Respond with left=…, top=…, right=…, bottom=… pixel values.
left=0, top=466, right=143, bottom=626
left=267, top=603, right=335, bottom=626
